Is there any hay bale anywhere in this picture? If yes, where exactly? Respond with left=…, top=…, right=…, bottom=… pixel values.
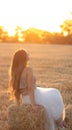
left=7, top=104, right=46, bottom=130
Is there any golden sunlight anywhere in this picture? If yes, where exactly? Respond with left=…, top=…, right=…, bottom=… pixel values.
left=5, top=26, right=15, bottom=36
left=0, top=0, right=72, bottom=35
left=63, top=32, right=68, bottom=36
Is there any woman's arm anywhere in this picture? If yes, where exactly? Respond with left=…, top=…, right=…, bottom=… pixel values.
left=27, top=67, right=36, bottom=107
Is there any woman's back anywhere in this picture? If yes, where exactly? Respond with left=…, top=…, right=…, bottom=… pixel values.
left=20, top=67, right=36, bottom=95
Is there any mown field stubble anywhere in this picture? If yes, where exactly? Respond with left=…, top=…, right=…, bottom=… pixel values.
left=0, top=43, right=72, bottom=130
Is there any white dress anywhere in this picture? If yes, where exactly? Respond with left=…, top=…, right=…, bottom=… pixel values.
left=21, top=87, right=65, bottom=130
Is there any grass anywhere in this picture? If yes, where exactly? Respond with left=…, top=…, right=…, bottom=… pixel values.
left=0, top=43, right=72, bottom=130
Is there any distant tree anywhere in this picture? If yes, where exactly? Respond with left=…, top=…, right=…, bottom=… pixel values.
left=60, top=19, right=72, bottom=35
left=0, top=26, right=4, bottom=42
left=41, top=31, right=53, bottom=43
left=23, top=28, right=42, bottom=43
left=0, top=26, right=8, bottom=42
left=14, top=26, right=23, bottom=42
left=60, top=17, right=72, bottom=44
left=52, top=32, right=66, bottom=44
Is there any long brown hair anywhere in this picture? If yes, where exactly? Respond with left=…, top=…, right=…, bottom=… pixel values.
left=9, top=49, right=28, bottom=104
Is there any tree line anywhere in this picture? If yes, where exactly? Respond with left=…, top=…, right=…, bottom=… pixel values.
left=0, top=19, right=72, bottom=44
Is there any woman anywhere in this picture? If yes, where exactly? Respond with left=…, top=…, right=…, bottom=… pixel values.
left=9, top=49, right=66, bottom=130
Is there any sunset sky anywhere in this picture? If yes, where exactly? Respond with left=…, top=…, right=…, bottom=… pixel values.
left=0, top=0, right=72, bottom=35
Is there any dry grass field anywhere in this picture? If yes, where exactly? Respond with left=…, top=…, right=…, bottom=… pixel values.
left=0, top=43, right=72, bottom=130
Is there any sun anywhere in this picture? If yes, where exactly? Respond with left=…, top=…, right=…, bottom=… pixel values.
left=5, top=26, right=16, bottom=36
left=0, top=0, right=72, bottom=35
